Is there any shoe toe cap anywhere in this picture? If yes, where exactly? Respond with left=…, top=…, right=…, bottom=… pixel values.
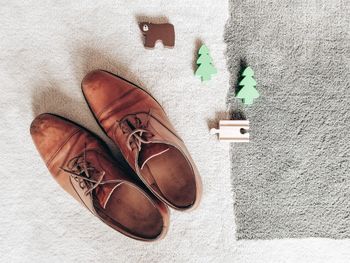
left=82, top=70, right=143, bottom=119
left=30, top=113, right=78, bottom=163
left=82, top=70, right=120, bottom=115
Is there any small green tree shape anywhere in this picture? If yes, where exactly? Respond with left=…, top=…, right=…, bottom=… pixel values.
left=236, top=67, right=259, bottom=105
left=195, top=45, right=217, bottom=81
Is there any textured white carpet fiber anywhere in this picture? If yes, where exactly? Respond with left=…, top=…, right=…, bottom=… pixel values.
left=1, top=1, right=350, bottom=262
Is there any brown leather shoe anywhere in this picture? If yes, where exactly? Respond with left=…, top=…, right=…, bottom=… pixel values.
left=82, top=70, right=202, bottom=210
left=30, top=113, right=169, bottom=241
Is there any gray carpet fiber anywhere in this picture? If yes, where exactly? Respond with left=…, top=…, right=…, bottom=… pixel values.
left=225, top=0, right=350, bottom=239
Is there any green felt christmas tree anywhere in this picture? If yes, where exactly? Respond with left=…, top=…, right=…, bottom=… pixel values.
left=236, top=67, right=259, bottom=105
left=195, top=45, right=217, bottom=81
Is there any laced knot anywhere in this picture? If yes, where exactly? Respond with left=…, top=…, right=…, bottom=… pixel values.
left=118, top=114, right=154, bottom=151
left=126, top=129, right=153, bottom=151
left=60, top=147, right=120, bottom=196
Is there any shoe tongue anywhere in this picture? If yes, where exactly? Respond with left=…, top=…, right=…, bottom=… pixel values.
left=94, top=182, right=122, bottom=209
left=138, top=143, right=170, bottom=170
left=84, top=152, right=123, bottom=209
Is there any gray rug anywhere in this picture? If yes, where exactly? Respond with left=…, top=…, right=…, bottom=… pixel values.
left=225, top=0, right=350, bottom=239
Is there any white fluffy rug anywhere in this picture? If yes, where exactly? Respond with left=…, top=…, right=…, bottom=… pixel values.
left=1, top=1, right=350, bottom=262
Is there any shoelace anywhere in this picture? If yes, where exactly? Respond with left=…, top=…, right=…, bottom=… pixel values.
left=60, top=148, right=121, bottom=196
left=126, top=128, right=153, bottom=151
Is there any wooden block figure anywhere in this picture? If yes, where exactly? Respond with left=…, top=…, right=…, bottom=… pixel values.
left=210, top=120, right=249, bottom=142
left=139, top=22, right=175, bottom=48
left=195, top=45, right=217, bottom=81
left=236, top=67, right=259, bottom=105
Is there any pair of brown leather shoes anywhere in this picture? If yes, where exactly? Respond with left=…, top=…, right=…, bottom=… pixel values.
left=30, top=70, right=202, bottom=241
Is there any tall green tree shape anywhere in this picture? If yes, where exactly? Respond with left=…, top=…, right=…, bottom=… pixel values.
left=236, top=67, right=259, bottom=105
left=195, top=45, right=217, bottom=81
